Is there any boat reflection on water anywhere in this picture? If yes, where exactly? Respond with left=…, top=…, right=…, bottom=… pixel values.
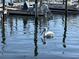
left=34, top=17, right=38, bottom=56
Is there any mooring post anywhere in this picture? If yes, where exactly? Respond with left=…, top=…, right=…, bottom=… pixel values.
left=1, top=0, right=6, bottom=44
left=34, top=3, right=38, bottom=55
left=62, top=0, right=68, bottom=48
left=65, top=0, right=67, bottom=31
left=2, top=0, right=5, bottom=23
left=34, top=20, right=38, bottom=56
left=35, top=0, right=38, bottom=19
left=65, top=0, right=67, bottom=13
left=65, top=0, right=67, bottom=21
left=3, top=0, right=5, bottom=14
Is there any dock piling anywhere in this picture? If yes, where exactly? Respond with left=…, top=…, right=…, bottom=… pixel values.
left=35, top=0, right=38, bottom=19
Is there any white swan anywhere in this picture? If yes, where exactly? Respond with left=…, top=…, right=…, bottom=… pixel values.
left=42, top=27, right=54, bottom=38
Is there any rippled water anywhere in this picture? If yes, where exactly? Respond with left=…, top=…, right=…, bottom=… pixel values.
left=0, top=13, right=79, bottom=59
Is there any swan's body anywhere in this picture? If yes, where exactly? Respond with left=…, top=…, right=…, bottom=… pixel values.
left=41, top=27, right=54, bottom=45
left=44, top=31, right=54, bottom=38
left=42, top=27, right=54, bottom=38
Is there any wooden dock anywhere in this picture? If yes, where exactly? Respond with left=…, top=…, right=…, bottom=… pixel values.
left=1, top=4, right=79, bottom=15
left=49, top=4, right=79, bottom=14
left=7, top=9, right=44, bottom=16
left=7, top=4, right=79, bottom=15
left=6, top=6, right=44, bottom=16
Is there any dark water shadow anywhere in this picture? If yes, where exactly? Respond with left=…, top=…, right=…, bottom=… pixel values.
left=62, top=11, right=67, bottom=48
left=62, top=10, right=67, bottom=54
left=9, top=15, right=13, bottom=35
left=1, top=13, right=6, bottom=55
left=1, top=14, right=6, bottom=44
left=15, top=16, right=18, bottom=31
left=23, top=16, right=28, bottom=34
left=34, top=17, right=38, bottom=56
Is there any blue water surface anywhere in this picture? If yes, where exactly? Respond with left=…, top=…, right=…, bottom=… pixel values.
left=0, top=14, right=79, bottom=59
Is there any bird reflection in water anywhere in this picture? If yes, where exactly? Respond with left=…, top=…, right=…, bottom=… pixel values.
left=41, top=37, right=46, bottom=45
left=34, top=17, right=38, bottom=56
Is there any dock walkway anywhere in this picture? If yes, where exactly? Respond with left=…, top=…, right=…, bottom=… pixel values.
left=7, top=9, right=44, bottom=16
left=49, top=4, right=79, bottom=14
left=1, top=4, right=79, bottom=15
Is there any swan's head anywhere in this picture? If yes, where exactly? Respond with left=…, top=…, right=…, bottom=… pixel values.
left=43, top=27, right=47, bottom=32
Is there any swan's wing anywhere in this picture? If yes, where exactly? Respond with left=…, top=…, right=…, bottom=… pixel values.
left=45, top=31, right=54, bottom=37
left=46, top=31, right=54, bottom=35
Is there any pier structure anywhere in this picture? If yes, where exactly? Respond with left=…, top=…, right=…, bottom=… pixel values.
left=0, top=0, right=79, bottom=15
